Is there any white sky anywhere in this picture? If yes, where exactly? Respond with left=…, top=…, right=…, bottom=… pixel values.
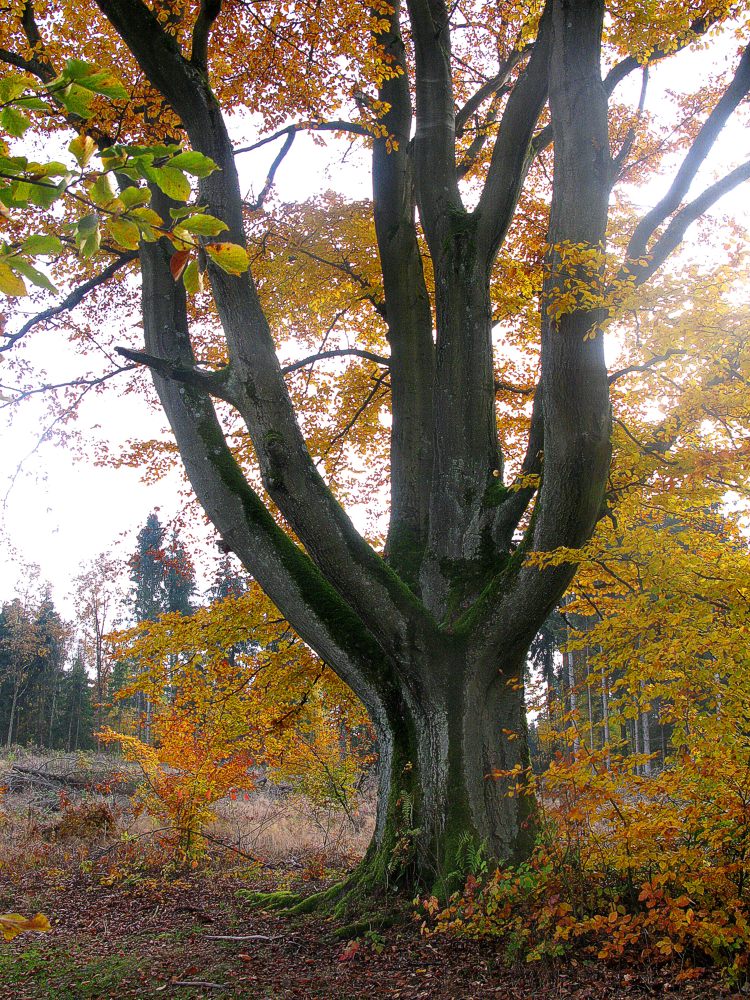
left=0, top=34, right=748, bottom=624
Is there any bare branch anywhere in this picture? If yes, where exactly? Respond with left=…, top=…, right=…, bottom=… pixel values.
left=234, top=121, right=369, bottom=157
left=608, top=349, right=685, bottom=384
left=629, top=159, right=750, bottom=285
left=0, top=365, right=136, bottom=408
left=282, top=348, right=389, bottom=376
left=455, top=44, right=530, bottom=135
left=244, top=129, right=296, bottom=211
left=627, top=42, right=750, bottom=262
left=474, top=1, right=552, bottom=263
left=494, top=378, right=534, bottom=396
left=115, top=346, right=235, bottom=402
left=611, top=66, right=648, bottom=176
left=191, top=0, right=222, bottom=72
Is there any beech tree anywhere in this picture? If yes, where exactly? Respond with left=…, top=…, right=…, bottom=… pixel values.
left=1, top=0, right=750, bottom=896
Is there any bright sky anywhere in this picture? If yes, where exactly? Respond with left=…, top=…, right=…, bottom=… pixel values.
left=0, top=33, right=747, bottom=623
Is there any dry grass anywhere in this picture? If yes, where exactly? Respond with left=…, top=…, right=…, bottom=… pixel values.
left=0, top=748, right=376, bottom=885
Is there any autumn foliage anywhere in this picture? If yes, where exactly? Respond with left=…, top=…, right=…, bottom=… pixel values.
left=99, top=585, right=372, bottom=858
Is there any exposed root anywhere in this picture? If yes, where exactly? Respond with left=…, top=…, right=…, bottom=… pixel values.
left=236, top=889, right=302, bottom=911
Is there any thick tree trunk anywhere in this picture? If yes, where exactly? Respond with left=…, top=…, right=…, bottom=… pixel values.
left=363, top=646, right=534, bottom=894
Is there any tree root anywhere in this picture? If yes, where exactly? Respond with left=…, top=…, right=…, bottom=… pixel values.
left=237, top=858, right=413, bottom=928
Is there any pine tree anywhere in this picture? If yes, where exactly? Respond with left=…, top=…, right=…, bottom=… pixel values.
left=129, top=512, right=167, bottom=623
left=163, top=530, right=196, bottom=615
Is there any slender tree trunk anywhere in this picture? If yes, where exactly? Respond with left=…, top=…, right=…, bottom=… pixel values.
left=6, top=682, right=19, bottom=749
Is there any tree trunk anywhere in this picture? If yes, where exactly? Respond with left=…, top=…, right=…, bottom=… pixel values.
left=358, top=645, right=534, bottom=894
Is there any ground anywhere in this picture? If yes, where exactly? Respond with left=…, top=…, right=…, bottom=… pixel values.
left=0, top=752, right=745, bottom=999
left=1, top=862, right=745, bottom=1000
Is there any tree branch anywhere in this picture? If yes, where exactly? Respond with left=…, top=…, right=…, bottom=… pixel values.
left=628, top=159, right=750, bottom=286
left=455, top=44, right=530, bottom=135
left=608, top=349, right=685, bottom=384
left=0, top=254, right=138, bottom=354
left=244, top=129, right=296, bottom=211
left=191, top=0, right=222, bottom=72
left=115, top=346, right=235, bottom=402
left=234, top=121, right=369, bottom=157
left=281, top=348, right=389, bottom=376
left=474, top=1, right=552, bottom=264
left=627, top=41, right=750, bottom=262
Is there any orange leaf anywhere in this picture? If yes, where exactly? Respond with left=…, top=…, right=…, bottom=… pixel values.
left=170, top=249, right=190, bottom=281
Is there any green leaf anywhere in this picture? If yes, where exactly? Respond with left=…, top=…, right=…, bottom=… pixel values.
left=130, top=206, right=164, bottom=242
left=168, top=151, right=219, bottom=178
left=177, top=214, right=228, bottom=237
left=99, top=145, right=128, bottom=171
left=8, top=256, right=56, bottom=293
left=14, top=96, right=50, bottom=112
left=75, top=213, right=101, bottom=258
left=21, top=235, right=64, bottom=255
left=64, top=59, right=129, bottom=101
left=0, top=154, right=28, bottom=176
left=205, top=242, right=249, bottom=276
left=0, top=179, right=32, bottom=208
left=26, top=161, right=69, bottom=178
left=0, top=261, right=27, bottom=296
left=0, top=74, right=34, bottom=104
left=142, top=164, right=191, bottom=202
left=89, top=172, right=116, bottom=208
left=29, top=179, right=65, bottom=209
left=1, top=106, right=31, bottom=138
left=183, top=259, right=203, bottom=294
left=69, top=134, right=96, bottom=168
left=58, top=83, right=94, bottom=119
left=119, top=186, right=151, bottom=209
left=107, top=216, right=141, bottom=250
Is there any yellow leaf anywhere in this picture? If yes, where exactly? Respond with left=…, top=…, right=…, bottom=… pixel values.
left=0, top=262, right=28, bottom=297
left=0, top=912, right=52, bottom=941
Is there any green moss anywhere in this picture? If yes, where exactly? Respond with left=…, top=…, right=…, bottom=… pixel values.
left=384, top=523, right=425, bottom=593
left=484, top=479, right=510, bottom=508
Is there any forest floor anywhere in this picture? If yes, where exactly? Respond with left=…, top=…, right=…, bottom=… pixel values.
left=0, top=752, right=746, bottom=999
left=2, top=861, right=746, bottom=1000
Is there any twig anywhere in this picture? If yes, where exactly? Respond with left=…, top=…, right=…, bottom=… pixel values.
left=171, top=981, right=225, bottom=989
left=204, top=933, right=285, bottom=941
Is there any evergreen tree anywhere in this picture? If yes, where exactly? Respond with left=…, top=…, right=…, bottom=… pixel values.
left=163, top=530, right=196, bottom=615
left=129, top=512, right=167, bottom=623
left=59, top=653, right=94, bottom=750
left=208, top=552, right=247, bottom=603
